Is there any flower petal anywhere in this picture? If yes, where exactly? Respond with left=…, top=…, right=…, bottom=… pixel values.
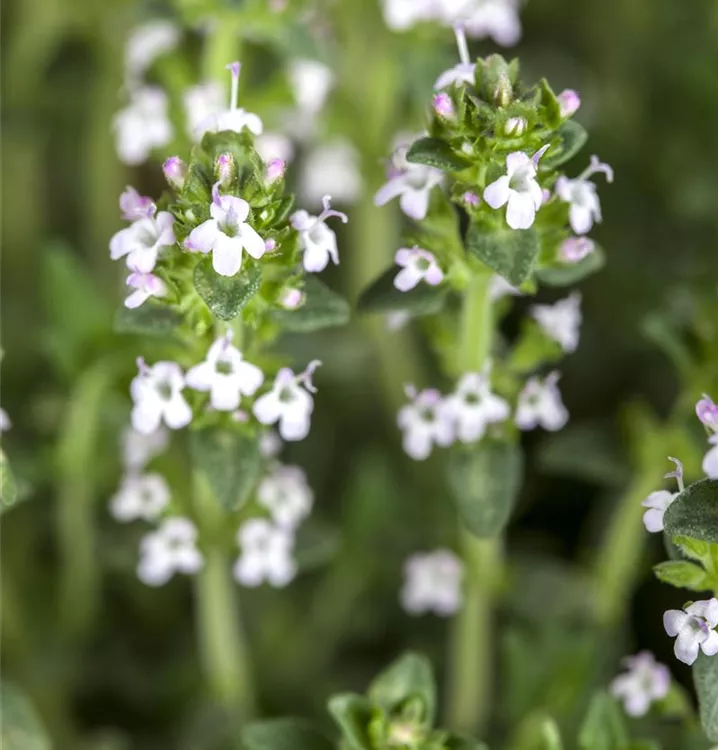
left=212, top=234, right=243, bottom=277
left=483, top=176, right=511, bottom=209
left=186, top=219, right=219, bottom=253
left=506, top=192, right=537, bottom=230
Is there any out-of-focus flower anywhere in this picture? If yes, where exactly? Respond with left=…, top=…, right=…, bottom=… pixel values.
left=114, top=87, right=173, bottom=166
left=137, top=517, right=204, bottom=586
left=120, top=186, right=155, bottom=221
left=124, top=20, right=180, bottom=87
left=258, top=464, right=313, bottom=529
left=234, top=519, right=297, bottom=587
left=122, top=426, right=169, bottom=471
left=398, top=386, right=455, bottom=460
left=559, top=237, right=595, bottom=263
left=610, top=652, right=670, bottom=717
left=111, top=473, right=170, bottom=522
left=124, top=272, right=167, bottom=309
left=664, top=599, right=718, bottom=665
left=291, top=196, right=348, bottom=273
left=255, top=132, right=295, bottom=164
left=515, top=372, right=568, bottom=431
left=300, top=140, right=363, bottom=207
left=131, top=359, right=192, bottom=434
left=401, top=549, right=463, bottom=616
left=289, top=59, right=334, bottom=116
left=393, top=247, right=443, bottom=292
left=555, top=155, right=614, bottom=235
left=704, top=435, right=718, bottom=479
left=184, top=81, right=225, bottom=140
left=531, top=292, right=582, bottom=353
left=446, top=372, right=510, bottom=443
left=375, top=160, right=443, bottom=221
left=110, top=210, right=175, bottom=273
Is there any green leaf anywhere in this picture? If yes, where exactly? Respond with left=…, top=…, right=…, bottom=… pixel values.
left=368, top=653, right=436, bottom=724
left=193, top=259, right=261, bottom=321
left=465, top=223, right=539, bottom=286
left=114, top=304, right=182, bottom=335
left=0, top=451, right=18, bottom=513
left=653, top=560, right=710, bottom=591
left=578, top=693, right=628, bottom=750
left=448, top=442, right=524, bottom=537
left=443, top=734, right=489, bottom=750
left=694, top=651, right=718, bottom=741
left=274, top=277, right=350, bottom=332
left=664, top=478, right=718, bottom=543
left=242, top=719, right=334, bottom=750
left=509, top=319, right=563, bottom=373
left=406, top=137, right=471, bottom=172
left=327, top=694, right=374, bottom=750
left=536, top=246, right=605, bottom=287
left=1, top=682, right=51, bottom=750
left=542, top=121, right=588, bottom=169
left=190, top=429, right=261, bottom=511
left=538, top=79, right=562, bottom=129
left=357, top=267, right=447, bottom=316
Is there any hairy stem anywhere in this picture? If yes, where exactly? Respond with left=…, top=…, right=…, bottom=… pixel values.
left=193, top=474, right=255, bottom=715
left=446, top=270, right=499, bottom=734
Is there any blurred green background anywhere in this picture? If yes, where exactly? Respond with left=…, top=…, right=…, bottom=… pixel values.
left=3, top=0, right=718, bottom=748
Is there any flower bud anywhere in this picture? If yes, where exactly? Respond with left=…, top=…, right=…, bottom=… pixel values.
left=433, top=93, right=455, bottom=120
left=476, top=55, right=516, bottom=108
left=279, top=287, right=304, bottom=310
left=264, top=238, right=277, bottom=252
left=492, top=73, right=513, bottom=108
left=163, top=156, right=187, bottom=191
left=214, top=152, right=236, bottom=188
left=266, top=158, right=285, bottom=184
left=504, top=116, right=527, bottom=136
left=462, top=191, right=480, bottom=207
left=557, top=89, right=581, bottom=118
left=559, top=236, right=594, bottom=263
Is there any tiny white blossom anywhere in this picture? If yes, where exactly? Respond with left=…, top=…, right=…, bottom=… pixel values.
left=398, top=387, right=455, bottom=461
left=193, top=63, right=263, bottom=140
left=138, top=517, right=204, bottom=586
left=259, top=430, right=282, bottom=458
left=255, top=132, right=295, bottom=164
left=119, top=186, right=155, bottom=221
left=124, top=272, right=167, bottom=309
left=124, top=20, right=180, bottom=86
left=113, top=87, right=173, bottom=166
left=289, top=59, right=334, bottom=116
left=515, top=372, right=568, bottom=432
left=483, top=149, right=545, bottom=230
left=555, top=155, right=614, bottom=235
left=291, top=196, right=348, bottom=273
left=253, top=362, right=321, bottom=442
left=234, top=519, right=297, bottom=588
left=186, top=332, right=264, bottom=411
left=300, top=140, right=363, bottom=207
left=446, top=372, right=510, bottom=443
left=121, top=426, right=169, bottom=471
left=185, top=183, right=265, bottom=277
left=111, top=472, right=170, bottom=522
left=401, top=549, right=463, bottom=616
left=183, top=81, right=225, bottom=140
left=531, top=292, right=582, bottom=353
left=434, top=25, right=475, bottom=91
left=610, top=652, right=670, bottom=717
left=704, top=434, right=718, bottom=479
left=130, top=359, right=192, bottom=435
left=110, top=210, right=175, bottom=274
left=394, top=247, right=443, bottom=292
left=0, top=408, right=11, bottom=432
left=374, top=158, right=443, bottom=221
left=258, top=464, right=313, bottom=529
left=664, top=599, right=718, bottom=665
left=641, top=490, right=677, bottom=533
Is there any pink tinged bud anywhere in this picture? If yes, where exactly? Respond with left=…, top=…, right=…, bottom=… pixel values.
left=557, top=89, right=581, bottom=118
left=264, top=238, right=277, bottom=252
left=266, top=158, right=285, bottom=183
left=493, top=74, right=512, bottom=108
left=215, top=153, right=236, bottom=187
left=163, top=157, right=187, bottom=191
left=559, top=236, right=595, bottom=263
left=433, top=93, right=455, bottom=120
left=463, top=191, right=480, bottom=207
left=697, top=395, right=718, bottom=429
left=120, top=186, right=155, bottom=221
left=280, top=288, right=305, bottom=310
left=542, top=188, right=552, bottom=205
left=504, top=117, right=527, bottom=136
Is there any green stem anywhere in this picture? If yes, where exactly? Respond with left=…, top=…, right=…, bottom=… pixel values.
left=193, top=474, right=255, bottom=715
left=446, top=270, right=499, bottom=734
left=202, top=16, right=242, bottom=84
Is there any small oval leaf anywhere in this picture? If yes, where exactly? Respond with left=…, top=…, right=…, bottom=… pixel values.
left=193, top=259, right=261, bottom=321
left=327, top=694, right=374, bottom=750
left=368, top=652, right=436, bottom=723
left=542, top=120, right=588, bottom=169
left=536, top=246, right=605, bottom=287
left=466, top=223, right=539, bottom=286
left=406, top=137, right=471, bottom=172
left=653, top=560, right=710, bottom=592
left=448, top=441, right=524, bottom=537
left=664, top=478, right=718, bottom=543
left=357, top=267, right=447, bottom=315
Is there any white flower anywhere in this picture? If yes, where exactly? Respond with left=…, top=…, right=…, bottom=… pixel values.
left=641, top=490, right=677, bottom=533
left=483, top=150, right=545, bottom=230
left=559, top=237, right=595, bottom=263
left=183, top=81, right=225, bottom=140
left=259, top=430, right=282, bottom=458
left=124, top=20, right=180, bottom=86
left=531, top=292, right=582, bottom=353
left=113, top=87, right=173, bottom=166
left=111, top=472, right=170, bottom=522
left=610, top=652, right=670, bottom=717
left=555, top=155, right=614, bottom=235
left=253, top=362, right=321, bottom=442
left=446, top=372, right=510, bottom=443
left=401, top=549, right=463, bottom=616
left=130, top=359, right=192, bottom=435
left=386, top=312, right=411, bottom=332
left=381, top=0, right=436, bottom=30
left=374, top=160, right=444, bottom=221
left=124, top=272, right=167, bottom=309
left=110, top=210, right=175, bottom=273
left=120, top=186, right=155, bottom=221
left=515, top=372, right=568, bottom=432
left=291, top=196, right=348, bottom=273
left=137, top=517, right=204, bottom=586
left=394, top=247, right=443, bottom=292
left=289, top=59, right=334, bottom=115
left=185, top=332, right=264, bottom=411
left=435, top=62, right=476, bottom=91
left=444, top=0, right=522, bottom=46
left=489, top=275, right=522, bottom=301
left=193, top=62, right=263, bottom=140
left=704, top=435, right=718, bottom=479
left=664, top=599, right=718, bottom=665
left=398, top=387, right=455, bottom=460
left=121, top=426, right=169, bottom=471
left=0, top=408, right=11, bottom=432
left=255, top=132, right=295, bottom=164
left=185, top=183, right=265, bottom=277
left=234, top=519, right=297, bottom=588
left=258, top=464, right=313, bottom=529
left=300, top=140, right=363, bottom=207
